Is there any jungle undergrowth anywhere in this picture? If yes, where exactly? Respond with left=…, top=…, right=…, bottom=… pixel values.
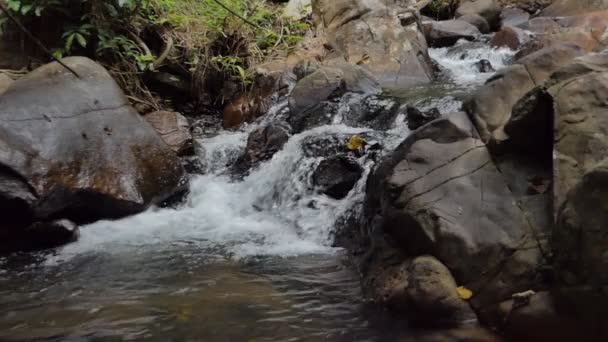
left=0, top=0, right=311, bottom=111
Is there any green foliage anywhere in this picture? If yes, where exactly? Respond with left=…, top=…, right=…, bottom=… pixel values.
left=1, top=0, right=309, bottom=90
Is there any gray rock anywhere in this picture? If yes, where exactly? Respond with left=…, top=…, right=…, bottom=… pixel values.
left=365, top=112, right=544, bottom=313
left=424, top=20, right=481, bottom=47
left=312, top=0, right=435, bottom=89
left=232, top=124, right=290, bottom=175
left=144, top=110, right=193, bottom=156
left=464, top=42, right=585, bottom=146
left=459, top=13, right=490, bottom=34
left=500, top=7, right=530, bottom=28
left=456, top=0, right=502, bottom=31
left=0, top=57, right=187, bottom=244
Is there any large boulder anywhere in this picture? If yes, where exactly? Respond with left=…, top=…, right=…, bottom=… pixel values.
left=541, top=0, right=608, bottom=16
left=456, top=0, right=502, bottom=31
left=312, top=0, right=435, bottom=89
left=464, top=42, right=585, bottom=146
left=371, top=255, right=478, bottom=327
left=0, top=57, right=187, bottom=249
left=490, top=26, right=526, bottom=50
left=288, top=63, right=379, bottom=132
left=552, top=70, right=608, bottom=291
left=364, top=112, right=544, bottom=313
left=423, top=20, right=481, bottom=47
left=459, top=14, right=490, bottom=34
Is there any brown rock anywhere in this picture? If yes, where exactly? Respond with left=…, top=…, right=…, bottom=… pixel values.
left=541, top=0, right=608, bottom=16
left=490, top=26, right=524, bottom=50
left=0, top=73, right=13, bottom=96
left=144, top=111, right=193, bottom=156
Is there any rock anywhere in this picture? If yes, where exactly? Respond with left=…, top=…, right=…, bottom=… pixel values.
left=456, top=0, right=503, bottom=31
left=312, top=0, right=435, bottom=89
left=479, top=291, right=575, bottom=340
left=503, top=87, right=553, bottom=157
left=499, top=7, right=529, bottom=27
left=0, top=73, right=13, bottom=96
left=373, top=256, right=478, bottom=327
left=552, top=70, right=608, bottom=289
left=0, top=57, right=187, bottom=247
left=424, top=20, right=481, bottom=47
left=445, top=41, right=488, bottom=60
left=490, top=26, right=525, bottom=50
left=312, top=155, right=363, bottom=199
left=283, top=0, right=312, bottom=19
left=459, top=14, right=491, bottom=34
left=364, top=112, right=547, bottom=318
left=516, top=11, right=608, bottom=59
left=14, top=219, right=80, bottom=253
left=473, top=59, right=495, bottom=73
left=232, top=124, right=290, bottom=175
left=541, top=0, right=608, bottom=16
left=499, top=0, right=553, bottom=14
left=343, top=94, right=401, bottom=130
left=406, top=105, right=441, bottom=130
left=288, top=64, right=379, bottom=132
left=464, top=42, right=585, bottom=146
left=144, top=111, right=193, bottom=156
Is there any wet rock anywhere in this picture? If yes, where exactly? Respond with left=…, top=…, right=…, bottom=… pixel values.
left=343, top=94, right=401, bottom=130
left=456, top=0, right=502, bottom=31
left=552, top=70, right=608, bottom=291
left=490, top=26, right=525, bottom=50
left=0, top=57, right=187, bottom=247
left=446, top=41, right=488, bottom=60
left=21, top=220, right=79, bottom=252
left=312, top=155, right=363, bottom=199
left=423, top=20, right=481, bottom=47
left=288, top=64, right=379, bottom=132
left=0, top=73, right=12, bottom=95
left=374, top=256, right=478, bottom=327
left=232, top=124, right=290, bottom=175
left=144, top=110, right=193, bottom=156
left=312, top=0, right=435, bottom=89
left=223, top=92, right=274, bottom=129
left=365, top=112, right=542, bottom=315
left=459, top=14, right=490, bottom=34
left=464, top=42, right=585, bottom=147
left=473, top=59, right=495, bottom=73
left=406, top=105, right=441, bottom=130
left=499, top=7, right=529, bottom=27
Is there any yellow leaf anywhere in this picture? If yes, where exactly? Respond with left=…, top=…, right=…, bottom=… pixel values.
left=456, top=286, right=473, bottom=300
left=347, top=134, right=365, bottom=151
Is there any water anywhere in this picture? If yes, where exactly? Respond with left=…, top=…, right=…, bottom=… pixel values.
left=0, top=41, right=515, bottom=341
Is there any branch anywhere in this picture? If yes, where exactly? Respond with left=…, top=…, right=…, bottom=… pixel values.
left=0, top=2, right=80, bottom=78
left=210, top=0, right=262, bottom=30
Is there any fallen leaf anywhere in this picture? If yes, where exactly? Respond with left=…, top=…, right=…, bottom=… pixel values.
left=347, top=134, right=365, bottom=151
left=456, top=286, right=473, bottom=300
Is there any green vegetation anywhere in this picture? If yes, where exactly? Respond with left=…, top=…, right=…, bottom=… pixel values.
left=1, top=0, right=310, bottom=106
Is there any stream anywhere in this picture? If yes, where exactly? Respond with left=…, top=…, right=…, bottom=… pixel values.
left=0, top=40, right=515, bottom=341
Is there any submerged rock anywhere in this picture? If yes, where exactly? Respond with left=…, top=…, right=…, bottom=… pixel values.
left=0, top=57, right=187, bottom=251
left=343, top=94, right=401, bottom=130
left=473, top=59, right=495, bottom=73
left=312, top=155, right=363, bottom=199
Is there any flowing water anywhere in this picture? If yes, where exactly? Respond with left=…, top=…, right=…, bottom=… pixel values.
left=0, top=39, right=515, bottom=341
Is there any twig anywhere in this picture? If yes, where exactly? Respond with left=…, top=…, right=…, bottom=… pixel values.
left=153, top=36, right=174, bottom=69
left=0, top=2, right=80, bottom=78
left=210, top=0, right=262, bottom=30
